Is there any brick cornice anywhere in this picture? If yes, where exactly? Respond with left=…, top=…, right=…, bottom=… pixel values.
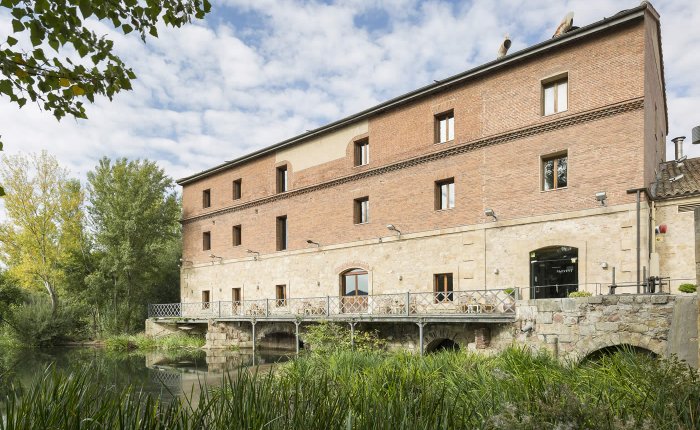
left=182, top=98, right=644, bottom=225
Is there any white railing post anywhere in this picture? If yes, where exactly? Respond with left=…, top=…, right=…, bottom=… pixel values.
left=405, top=292, right=410, bottom=316
left=326, top=296, right=330, bottom=316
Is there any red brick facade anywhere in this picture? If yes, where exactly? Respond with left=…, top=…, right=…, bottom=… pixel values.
left=180, top=10, right=665, bottom=267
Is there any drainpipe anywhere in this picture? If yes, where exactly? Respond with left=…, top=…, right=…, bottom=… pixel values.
left=627, top=188, right=650, bottom=294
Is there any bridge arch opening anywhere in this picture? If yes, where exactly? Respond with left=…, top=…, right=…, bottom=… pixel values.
left=259, top=331, right=304, bottom=351
left=582, top=344, right=657, bottom=363
left=426, top=338, right=460, bottom=353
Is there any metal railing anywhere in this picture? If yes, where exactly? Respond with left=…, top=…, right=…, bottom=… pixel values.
left=148, top=289, right=519, bottom=319
left=520, top=278, right=680, bottom=298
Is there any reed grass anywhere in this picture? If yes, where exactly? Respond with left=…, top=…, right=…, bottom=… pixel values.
left=2, top=347, right=698, bottom=430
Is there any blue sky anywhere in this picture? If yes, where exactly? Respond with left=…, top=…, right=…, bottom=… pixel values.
left=0, top=0, right=698, bottom=189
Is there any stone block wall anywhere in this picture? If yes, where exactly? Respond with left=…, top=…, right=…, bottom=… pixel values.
left=509, top=295, right=697, bottom=364
left=205, top=320, right=253, bottom=349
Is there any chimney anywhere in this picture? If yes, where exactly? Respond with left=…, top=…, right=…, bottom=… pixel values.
left=552, top=12, right=574, bottom=38
left=497, top=34, right=512, bottom=59
left=692, top=125, right=700, bottom=145
left=672, top=136, right=686, bottom=160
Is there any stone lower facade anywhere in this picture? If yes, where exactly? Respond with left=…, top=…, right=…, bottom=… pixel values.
left=147, top=295, right=698, bottom=367
left=512, top=294, right=697, bottom=366
left=180, top=202, right=668, bottom=306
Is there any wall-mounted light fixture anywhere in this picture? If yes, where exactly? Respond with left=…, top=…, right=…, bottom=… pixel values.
left=484, top=208, right=497, bottom=221
left=595, top=191, right=607, bottom=206
left=493, top=268, right=499, bottom=275
left=306, top=239, right=320, bottom=247
left=600, top=262, right=608, bottom=269
left=386, top=224, right=402, bottom=236
left=246, top=249, right=260, bottom=260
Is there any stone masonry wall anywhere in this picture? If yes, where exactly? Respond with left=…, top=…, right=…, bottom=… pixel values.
left=509, top=295, right=694, bottom=362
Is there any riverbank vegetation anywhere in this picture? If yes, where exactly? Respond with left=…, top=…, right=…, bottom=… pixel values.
left=2, top=347, right=698, bottom=429
left=104, top=333, right=205, bottom=352
left=0, top=152, right=181, bottom=346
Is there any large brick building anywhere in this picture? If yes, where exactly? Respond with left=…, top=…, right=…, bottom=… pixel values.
left=176, top=3, right=685, bottom=308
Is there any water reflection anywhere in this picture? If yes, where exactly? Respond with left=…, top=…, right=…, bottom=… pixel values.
left=0, top=347, right=291, bottom=404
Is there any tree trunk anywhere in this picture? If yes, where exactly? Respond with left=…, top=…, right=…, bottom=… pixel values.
left=43, top=280, right=58, bottom=315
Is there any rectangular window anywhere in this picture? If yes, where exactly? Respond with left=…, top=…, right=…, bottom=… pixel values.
left=435, top=178, right=455, bottom=210
left=542, top=152, right=568, bottom=191
left=233, top=179, right=242, bottom=200
left=354, top=138, right=369, bottom=166
left=542, top=76, right=568, bottom=116
left=232, top=225, right=242, bottom=246
left=276, top=165, right=288, bottom=193
left=202, top=189, right=211, bottom=208
left=276, top=215, right=287, bottom=251
left=232, top=287, right=241, bottom=304
left=202, top=231, right=211, bottom=251
left=202, top=290, right=211, bottom=309
left=354, top=197, right=369, bottom=224
left=434, top=273, right=454, bottom=303
left=276, top=284, right=287, bottom=307
left=435, top=110, right=455, bottom=144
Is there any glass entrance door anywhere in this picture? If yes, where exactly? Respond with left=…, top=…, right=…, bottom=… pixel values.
left=530, top=246, right=578, bottom=299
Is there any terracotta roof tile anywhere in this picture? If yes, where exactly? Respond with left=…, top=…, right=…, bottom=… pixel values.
left=654, top=157, right=700, bottom=199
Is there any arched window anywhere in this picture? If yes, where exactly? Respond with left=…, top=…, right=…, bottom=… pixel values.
left=342, top=268, right=368, bottom=296
left=530, top=246, right=578, bottom=299
left=340, top=268, right=369, bottom=313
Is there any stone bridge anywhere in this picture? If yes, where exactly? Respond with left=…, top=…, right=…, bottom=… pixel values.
left=146, top=294, right=698, bottom=366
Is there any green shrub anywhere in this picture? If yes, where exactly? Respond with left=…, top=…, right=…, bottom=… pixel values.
left=568, top=291, right=592, bottom=298
left=5, top=297, right=85, bottom=346
left=678, top=283, right=697, bottom=293
left=303, top=320, right=384, bottom=354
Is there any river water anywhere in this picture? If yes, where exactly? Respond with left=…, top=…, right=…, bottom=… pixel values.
left=0, top=347, right=290, bottom=404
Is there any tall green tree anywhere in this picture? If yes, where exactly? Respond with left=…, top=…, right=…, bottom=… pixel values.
left=0, top=151, right=83, bottom=313
left=86, top=157, right=180, bottom=334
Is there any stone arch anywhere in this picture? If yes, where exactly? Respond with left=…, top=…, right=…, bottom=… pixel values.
left=582, top=344, right=657, bottom=362
left=572, top=332, right=663, bottom=363
left=256, top=322, right=296, bottom=340
left=334, top=261, right=371, bottom=274
left=426, top=338, right=460, bottom=353
left=255, top=322, right=303, bottom=351
left=423, top=325, right=466, bottom=353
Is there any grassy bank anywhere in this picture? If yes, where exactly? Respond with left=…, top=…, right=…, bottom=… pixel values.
left=2, top=347, right=698, bottom=429
left=103, top=332, right=204, bottom=352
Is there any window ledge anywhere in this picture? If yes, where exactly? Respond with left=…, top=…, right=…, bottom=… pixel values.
left=435, top=139, right=455, bottom=145
left=542, top=109, right=568, bottom=118
left=540, top=186, right=568, bottom=193
left=435, top=207, right=455, bottom=212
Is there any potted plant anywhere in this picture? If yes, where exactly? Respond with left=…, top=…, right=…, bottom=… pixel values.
left=678, top=283, right=697, bottom=294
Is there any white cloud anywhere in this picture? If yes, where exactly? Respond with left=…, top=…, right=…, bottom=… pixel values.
left=0, top=0, right=698, bottom=220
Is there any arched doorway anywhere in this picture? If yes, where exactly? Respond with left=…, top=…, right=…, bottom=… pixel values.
left=530, top=246, right=578, bottom=299
left=340, top=268, right=369, bottom=313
